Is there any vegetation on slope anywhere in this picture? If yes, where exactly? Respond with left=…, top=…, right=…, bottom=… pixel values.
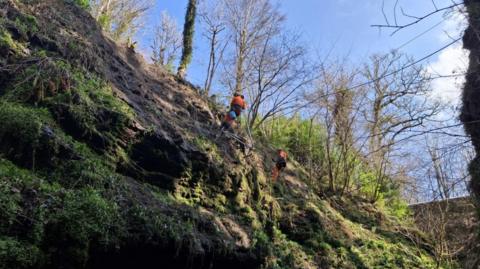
left=0, top=0, right=453, bottom=268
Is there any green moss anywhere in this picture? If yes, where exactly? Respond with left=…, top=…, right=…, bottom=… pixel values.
left=350, top=237, right=438, bottom=269
left=0, top=157, right=122, bottom=267
left=0, top=29, right=15, bottom=48
left=0, top=100, right=122, bottom=188
left=33, top=49, right=48, bottom=58
left=0, top=28, right=26, bottom=55
left=193, top=136, right=222, bottom=163
left=14, top=14, right=38, bottom=36
left=52, top=187, right=121, bottom=241
left=72, top=68, right=134, bottom=120
left=46, top=62, right=134, bottom=150
left=0, top=102, right=57, bottom=171
left=212, top=193, right=227, bottom=213
left=263, top=227, right=317, bottom=269
left=126, top=203, right=197, bottom=247
left=1, top=58, right=134, bottom=162
left=0, top=168, right=23, bottom=233
left=0, top=102, right=46, bottom=150
left=174, top=178, right=222, bottom=211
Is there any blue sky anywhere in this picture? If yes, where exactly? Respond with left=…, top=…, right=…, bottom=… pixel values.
left=137, top=0, right=467, bottom=101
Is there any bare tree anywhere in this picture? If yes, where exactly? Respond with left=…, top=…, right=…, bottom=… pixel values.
left=427, top=140, right=451, bottom=200
left=151, top=11, right=182, bottom=72
left=422, top=134, right=473, bottom=201
left=222, top=0, right=285, bottom=95
left=89, top=0, right=153, bottom=42
left=199, top=0, right=229, bottom=95
left=309, top=63, right=361, bottom=193
left=360, top=51, right=442, bottom=201
left=412, top=196, right=477, bottom=267
left=246, top=30, right=315, bottom=130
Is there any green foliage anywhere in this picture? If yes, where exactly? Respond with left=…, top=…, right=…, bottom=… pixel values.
left=48, top=187, right=120, bottom=260
left=0, top=237, right=42, bottom=269
left=0, top=161, right=24, bottom=233
left=14, top=14, right=38, bottom=35
left=0, top=28, right=26, bottom=55
left=0, top=157, right=122, bottom=268
left=55, top=60, right=134, bottom=118
left=350, top=237, right=439, bottom=269
left=2, top=59, right=134, bottom=157
left=377, top=189, right=411, bottom=221
left=0, top=101, right=118, bottom=188
left=177, top=0, right=197, bottom=76
left=97, top=14, right=111, bottom=30
left=258, top=115, right=326, bottom=165
left=262, top=226, right=317, bottom=269
left=71, top=0, right=89, bottom=9
left=0, top=102, right=47, bottom=151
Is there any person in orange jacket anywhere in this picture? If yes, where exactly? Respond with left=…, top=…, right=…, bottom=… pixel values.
left=230, top=93, right=246, bottom=117
left=272, top=149, right=288, bottom=181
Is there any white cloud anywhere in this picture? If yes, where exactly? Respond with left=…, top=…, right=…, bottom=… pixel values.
left=427, top=10, right=469, bottom=105
left=437, top=9, right=467, bottom=43
left=427, top=43, right=469, bottom=104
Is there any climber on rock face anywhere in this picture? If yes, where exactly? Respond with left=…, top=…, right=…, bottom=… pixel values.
left=220, top=110, right=237, bottom=133
left=272, top=149, right=288, bottom=181
left=230, top=93, right=246, bottom=118
left=219, top=93, right=246, bottom=134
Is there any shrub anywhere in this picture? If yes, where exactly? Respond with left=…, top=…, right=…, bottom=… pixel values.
left=0, top=102, right=44, bottom=147
left=0, top=238, right=42, bottom=269
left=45, top=187, right=120, bottom=267
left=71, top=0, right=89, bottom=9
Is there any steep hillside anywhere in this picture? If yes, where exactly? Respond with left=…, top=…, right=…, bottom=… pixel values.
left=0, top=1, right=445, bottom=268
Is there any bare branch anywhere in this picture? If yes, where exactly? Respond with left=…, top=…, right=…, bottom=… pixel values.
left=371, top=2, right=463, bottom=35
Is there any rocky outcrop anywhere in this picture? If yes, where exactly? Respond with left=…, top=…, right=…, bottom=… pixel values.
left=0, top=1, right=447, bottom=268
left=463, top=0, right=480, bottom=200
left=462, top=1, right=480, bottom=267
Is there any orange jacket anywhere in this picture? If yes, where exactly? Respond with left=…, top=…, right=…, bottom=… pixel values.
left=231, top=96, right=246, bottom=110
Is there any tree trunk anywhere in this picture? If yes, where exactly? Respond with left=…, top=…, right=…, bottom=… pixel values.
left=233, top=29, right=247, bottom=94
left=204, top=30, right=217, bottom=95
left=178, top=0, right=197, bottom=78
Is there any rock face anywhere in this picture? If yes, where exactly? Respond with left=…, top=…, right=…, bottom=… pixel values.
left=0, top=1, right=448, bottom=268
left=462, top=1, right=480, bottom=268
left=463, top=0, right=480, bottom=199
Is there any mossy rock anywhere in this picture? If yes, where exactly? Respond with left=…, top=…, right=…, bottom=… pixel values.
left=0, top=102, right=72, bottom=170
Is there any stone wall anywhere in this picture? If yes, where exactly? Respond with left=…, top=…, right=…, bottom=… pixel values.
left=411, top=197, right=479, bottom=268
